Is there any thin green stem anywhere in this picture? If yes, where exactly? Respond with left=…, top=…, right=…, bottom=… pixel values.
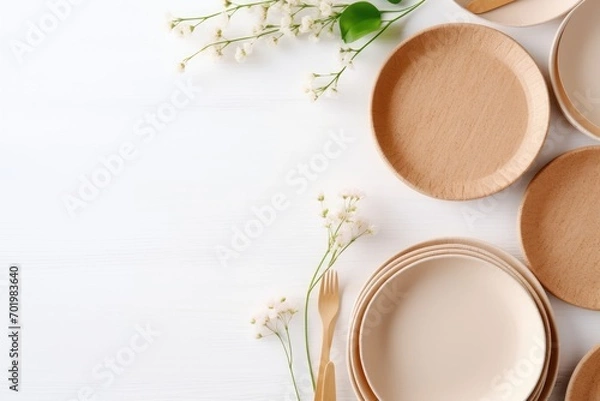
left=275, top=331, right=301, bottom=401
left=303, top=246, right=331, bottom=389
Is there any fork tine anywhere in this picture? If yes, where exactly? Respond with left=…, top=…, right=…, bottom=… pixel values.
left=333, top=270, right=339, bottom=295
left=320, top=272, right=327, bottom=296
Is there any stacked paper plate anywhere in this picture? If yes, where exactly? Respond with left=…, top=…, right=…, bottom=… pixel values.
left=550, top=0, right=600, bottom=140
left=348, top=238, right=559, bottom=401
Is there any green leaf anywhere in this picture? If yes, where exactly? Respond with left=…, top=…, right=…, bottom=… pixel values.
left=339, top=2, right=382, bottom=43
left=387, top=0, right=403, bottom=3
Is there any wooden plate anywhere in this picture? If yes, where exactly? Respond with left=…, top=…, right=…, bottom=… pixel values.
left=348, top=239, right=559, bottom=401
left=372, top=24, right=549, bottom=200
left=556, top=0, right=600, bottom=139
left=520, top=147, right=600, bottom=310
left=566, top=345, right=600, bottom=401
left=359, top=254, right=545, bottom=401
left=549, top=3, right=600, bottom=140
left=454, top=0, right=581, bottom=27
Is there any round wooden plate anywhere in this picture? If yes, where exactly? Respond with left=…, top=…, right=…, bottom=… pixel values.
left=372, top=24, right=549, bottom=200
left=520, top=147, right=600, bottom=310
left=453, top=0, right=581, bottom=27
left=566, top=345, right=600, bottom=401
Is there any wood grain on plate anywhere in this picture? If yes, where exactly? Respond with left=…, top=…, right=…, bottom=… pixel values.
left=372, top=24, right=549, bottom=200
left=520, top=147, right=600, bottom=310
left=455, top=0, right=582, bottom=27
left=566, top=345, right=600, bottom=401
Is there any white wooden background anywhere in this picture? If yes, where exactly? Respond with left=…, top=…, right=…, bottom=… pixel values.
left=0, top=0, right=598, bottom=400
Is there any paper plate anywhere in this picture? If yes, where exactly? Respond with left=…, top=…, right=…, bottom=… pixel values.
left=454, top=0, right=581, bottom=27
left=372, top=24, right=549, bottom=200
left=347, top=239, right=559, bottom=401
left=520, top=147, right=600, bottom=310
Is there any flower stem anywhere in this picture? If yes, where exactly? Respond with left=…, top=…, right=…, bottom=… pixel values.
left=303, top=247, right=331, bottom=389
left=276, top=331, right=301, bottom=401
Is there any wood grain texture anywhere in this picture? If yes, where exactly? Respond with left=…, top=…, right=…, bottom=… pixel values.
left=372, top=24, right=549, bottom=201
left=520, top=147, right=600, bottom=310
left=466, top=0, right=518, bottom=14
left=566, top=344, right=600, bottom=401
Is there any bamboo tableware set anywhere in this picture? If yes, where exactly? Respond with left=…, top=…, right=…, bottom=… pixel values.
left=329, top=0, right=600, bottom=400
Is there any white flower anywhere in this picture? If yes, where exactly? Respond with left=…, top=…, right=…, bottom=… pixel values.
left=175, top=23, right=194, bottom=38
left=340, top=189, right=365, bottom=200
left=319, top=1, right=333, bottom=17
left=207, top=46, right=224, bottom=61
left=334, top=227, right=351, bottom=248
left=235, top=46, right=247, bottom=63
left=325, top=87, right=338, bottom=98
left=266, top=36, right=280, bottom=47
left=317, top=192, right=325, bottom=202
left=165, top=12, right=177, bottom=30
left=302, top=73, right=315, bottom=93
left=280, top=15, right=296, bottom=36
left=300, top=15, right=314, bottom=33
left=309, top=33, right=320, bottom=43
left=212, top=27, right=224, bottom=41
left=177, top=62, right=186, bottom=73
left=222, top=0, right=232, bottom=8
left=307, top=90, right=318, bottom=102
left=243, top=42, right=254, bottom=55
left=253, top=23, right=266, bottom=35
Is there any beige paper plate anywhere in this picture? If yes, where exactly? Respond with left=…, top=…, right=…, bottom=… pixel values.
left=348, top=239, right=559, bottom=401
left=359, top=254, right=546, bottom=401
left=554, top=0, right=600, bottom=139
left=549, top=3, right=600, bottom=140
left=454, top=0, right=581, bottom=27
left=566, top=345, right=600, bottom=401
left=350, top=247, right=550, bottom=401
left=372, top=24, right=549, bottom=200
left=520, top=147, right=600, bottom=310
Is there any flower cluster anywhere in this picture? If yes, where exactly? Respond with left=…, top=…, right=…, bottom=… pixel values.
left=250, top=296, right=298, bottom=339
left=169, top=0, right=342, bottom=69
left=319, top=190, right=375, bottom=249
left=168, top=0, right=426, bottom=101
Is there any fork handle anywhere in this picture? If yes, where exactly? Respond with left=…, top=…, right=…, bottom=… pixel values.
left=314, top=325, right=334, bottom=401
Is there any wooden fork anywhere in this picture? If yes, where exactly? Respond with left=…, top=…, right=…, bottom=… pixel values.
left=314, top=270, right=340, bottom=401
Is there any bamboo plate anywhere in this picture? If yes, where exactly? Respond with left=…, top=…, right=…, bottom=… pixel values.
left=454, top=0, right=581, bottom=27
left=566, top=345, right=600, bottom=401
left=359, top=254, right=546, bottom=401
left=372, top=24, right=549, bottom=200
left=555, top=0, right=600, bottom=140
left=520, top=147, right=600, bottom=310
left=549, top=3, right=600, bottom=140
left=348, top=239, right=559, bottom=401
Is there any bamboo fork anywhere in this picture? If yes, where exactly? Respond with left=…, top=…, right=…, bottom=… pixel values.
left=314, top=270, right=340, bottom=401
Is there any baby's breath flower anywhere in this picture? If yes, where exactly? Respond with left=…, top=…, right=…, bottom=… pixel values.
left=175, top=23, right=194, bottom=38
left=309, top=33, right=320, bottom=43
left=235, top=46, right=247, bottom=63
left=319, top=0, right=333, bottom=17
left=222, top=0, right=232, bottom=8
left=267, top=35, right=280, bottom=47
left=317, top=192, right=325, bottom=202
left=325, top=87, right=338, bottom=98
left=243, top=42, right=254, bottom=55
left=299, top=15, right=315, bottom=34
left=177, top=61, right=186, bottom=73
